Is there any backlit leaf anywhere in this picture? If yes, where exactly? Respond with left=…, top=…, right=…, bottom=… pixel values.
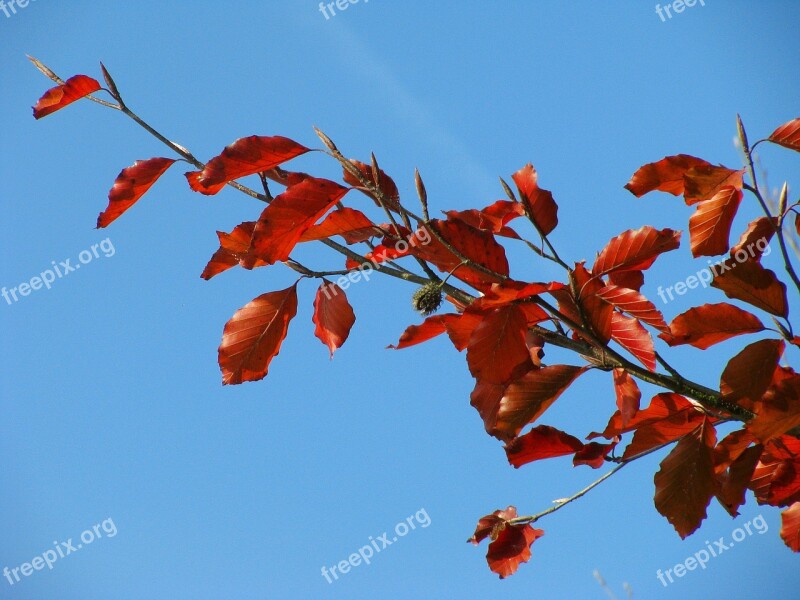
left=97, top=158, right=176, bottom=228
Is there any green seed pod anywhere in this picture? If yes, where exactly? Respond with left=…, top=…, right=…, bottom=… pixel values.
left=412, top=282, right=443, bottom=316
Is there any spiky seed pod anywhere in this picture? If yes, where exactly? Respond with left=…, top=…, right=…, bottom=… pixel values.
left=412, top=282, right=444, bottom=316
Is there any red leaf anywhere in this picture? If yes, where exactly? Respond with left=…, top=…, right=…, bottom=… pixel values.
left=218, top=284, right=299, bottom=385
left=511, top=164, right=558, bottom=235
left=612, top=368, right=641, bottom=427
left=388, top=315, right=448, bottom=350
left=624, top=155, right=711, bottom=197
left=493, top=366, right=587, bottom=440
left=715, top=445, right=762, bottom=517
left=573, top=439, right=618, bottom=469
left=441, top=312, right=485, bottom=351
left=194, top=136, right=310, bottom=195
left=468, top=507, right=544, bottom=579
left=608, top=270, right=644, bottom=291
left=466, top=306, right=531, bottom=385
left=731, top=217, right=777, bottom=260
left=342, top=159, right=400, bottom=210
left=592, top=226, right=681, bottom=276
left=185, top=170, right=225, bottom=195
left=591, top=392, right=701, bottom=440
left=623, top=400, right=706, bottom=459
left=505, top=425, right=584, bottom=468
left=97, top=158, right=176, bottom=228
left=768, top=118, right=800, bottom=152
left=32, top=75, right=101, bottom=119
left=713, top=429, right=755, bottom=474
left=688, top=187, right=743, bottom=257
left=659, top=303, right=764, bottom=350
left=471, top=379, right=507, bottom=437
left=749, top=369, right=800, bottom=443
left=551, top=263, right=613, bottom=343
left=312, top=282, right=356, bottom=358
left=683, top=165, right=744, bottom=205
left=720, top=339, right=784, bottom=411
left=298, top=208, right=378, bottom=244
left=711, top=259, right=788, bottom=318
left=410, top=219, right=510, bottom=289
left=201, top=221, right=268, bottom=280
left=596, top=285, right=669, bottom=332
left=780, top=502, right=800, bottom=551
left=749, top=437, right=800, bottom=506
left=249, top=177, right=349, bottom=265
left=654, top=418, right=717, bottom=538
left=611, top=313, right=656, bottom=372
left=446, top=200, right=526, bottom=239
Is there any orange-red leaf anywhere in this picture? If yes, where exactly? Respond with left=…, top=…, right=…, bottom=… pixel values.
left=591, top=392, right=701, bottom=440
left=32, top=75, right=101, bottom=119
left=249, top=177, right=349, bottom=266
left=468, top=507, right=544, bottom=579
left=573, top=439, right=618, bottom=469
left=720, top=339, right=784, bottom=411
left=446, top=200, right=525, bottom=239
left=493, top=366, right=587, bottom=440
left=97, top=158, right=176, bottom=228
left=388, top=315, right=448, bottom=350
left=201, top=221, right=268, bottom=280
left=715, top=445, right=762, bottom=517
left=749, top=369, right=800, bottom=443
left=711, top=259, right=788, bottom=318
left=780, top=502, right=800, bottom=551
left=596, top=285, right=668, bottom=332
left=593, top=226, right=681, bottom=276
left=312, top=282, right=356, bottom=358
left=713, top=429, right=755, bottom=474
left=194, top=136, right=310, bottom=195
left=551, top=263, right=613, bottom=343
left=683, top=165, right=744, bottom=205
left=768, top=118, right=800, bottom=152
left=659, top=303, right=765, bottom=350
left=611, top=313, right=656, bottom=372
left=298, top=207, right=377, bottom=244
left=511, top=164, right=558, bottom=235
left=342, top=159, right=400, bottom=210
left=731, top=217, right=777, bottom=260
left=218, top=285, right=299, bottom=385
left=505, top=425, right=584, bottom=468
left=689, top=187, right=743, bottom=257
left=466, top=306, right=531, bottom=385
left=654, top=418, right=717, bottom=538
left=613, top=368, right=641, bottom=427
left=624, top=155, right=711, bottom=197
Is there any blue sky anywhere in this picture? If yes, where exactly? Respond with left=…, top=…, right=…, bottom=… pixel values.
left=1, top=1, right=799, bottom=598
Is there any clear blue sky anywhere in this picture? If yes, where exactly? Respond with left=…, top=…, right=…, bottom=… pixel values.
left=1, top=1, right=799, bottom=598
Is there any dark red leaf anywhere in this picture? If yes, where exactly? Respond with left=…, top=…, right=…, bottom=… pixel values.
left=313, top=282, right=356, bottom=358
left=612, top=368, right=641, bottom=427
left=715, top=445, right=762, bottom=517
left=624, top=155, right=711, bottom=197
left=659, top=303, right=765, bottom=350
left=593, top=226, right=681, bottom=276
left=689, top=187, right=743, bottom=257
left=711, top=259, right=788, bottom=318
left=731, top=217, right=777, bottom=260
left=573, top=439, right=618, bottom=469
left=505, top=425, right=584, bottom=468
left=388, top=315, right=448, bottom=350
left=32, top=75, right=101, bottom=119
left=683, top=165, right=744, bottom=205
left=466, top=306, right=531, bottom=385
left=298, top=207, right=378, bottom=244
left=720, top=339, right=784, bottom=411
left=590, top=392, right=701, bottom=440
left=611, top=313, right=656, bottom=372
left=468, top=507, right=544, bottom=579
left=596, top=285, right=669, bottom=332
left=511, top=164, right=558, bottom=235
left=201, top=221, right=268, bottom=280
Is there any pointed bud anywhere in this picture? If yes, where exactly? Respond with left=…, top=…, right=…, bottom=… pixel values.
left=370, top=152, right=382, bottom=188
left=314, top=127, right=338, bottom=153
left=100, top=62, right=121, bottom=101
left=736, top=114, right=750, bottom=152
left=499, top=176, right=516, bottom=201
left=779, top=181, right=788, bottom=216
left=414, top=168, right=429, bottom=218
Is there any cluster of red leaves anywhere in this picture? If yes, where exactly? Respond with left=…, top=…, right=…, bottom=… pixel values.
left=33, top=70, right=800, bottom=578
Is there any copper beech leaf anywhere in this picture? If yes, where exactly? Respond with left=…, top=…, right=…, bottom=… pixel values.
left=596, top=285, right=668, bottom=332
left=659, top=303, right=764, bottom=350
left=590, top=392, right=702, bottom=440
left=249, top=177, right=349, bottom=266
left=504, top=425, right=584, bottom=468
left=388, top=316, right=448, bottom=350
left=748, top=369, right=800, bottom=443
left=218, top=284, right=299, bottom=385
left=446, top=200, right=526, bottom=239
left=780, top=502, right=800, bottom=552
left=200, top=221, right=268, bottom=280
left=312, top=282, right=356, bottom=358
left=592, top=226, right=681, bottom=276
left=688, top=186, right=743, bottom=257
left=97, top=158, right=176, bottom=228
left=32, top=74, right=101, bottom=119
left=768, top=118, right=800, bottom=152
left=468, top=507, right=544, bottom=579
left=493, top=365, right=587, bottom=440
left=720, top=339, right=784, bottom=411
left=715, top=445, right=762, bottom=517
left=342, top=159, right=400, bottom=210
left=611, top=313, right=656, bottom=372
left=748, top=436, right=800, bottom=507
left=654, top=418, right=717, bottom=539
left=713, top=429, right=755, bottom=474
left=683, top=166, right=744, bottom=205
left=711, top=259, right=788, bottom=318
left=511, top=164, right=558, bottom=235
left=191, top=135, right=310, bottom=195
left=573, top=439, right=618, bottom=469
left=731, top=217, right=777, bottom=259
left=298, top=208, right=378, bottom=244
left=466, top=306, right=531, bottom=385
left=551, top=263, right=613, bottom=343
left=612, top=368, right=641, bottom=427
left=624, top=154, right=711, bottom=197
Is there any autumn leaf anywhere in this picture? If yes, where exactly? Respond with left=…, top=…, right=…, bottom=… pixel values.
left=720, top=339, right=784, bottom=411
left=780, top=502, right=800, bottom=551
left=596, top=285, right=668, bottom=332
left=298, top=207, right=378, bottom=244
left=654, top=418, right=717, bottom=538
left=505, top=425, right=584, bottom=468
left=201, top=221, right=267, bottom=280
left=493, top=366, right=587, bottom=440
left=32, top=74, right=101, bottom=119
left=313, top=282, right=356, bottom=358
left=193, top=135, right=310, bottom=194
left=768, top=118, right=800, bottom=152
left=748, top=369, right=800, bottom=442
left=249, top=177, right=349, bottom=266
left=511, top=164, right=558, bottom=235
left=466, top=306, right=531, bottom=385
left=218, top=284, right=299, bottom=385
left=468, top=507, right=544, bottom=579
left=748, top=436, right=800, bottom=506
left=97, top=158, right=176, bottom=228
left=612, top=368, right=641, bottom=427
left=731, top=217, right=777, bottom=259
left=715, top=445, right=762, bottom=517
left=713, top=429, right=755, bottom=474
left=388, top=315, right=448, bottom=350
left=688, top=186, right=743, bottom=257
left=592, top=226, right=681, bottom=276
left=342, top=159, right=400, bottom=210
left=683, top=165, right=744, bottom=205
left=611, top=313, right=656, bottom=372
left=590, top=392, right=702, bottom=440
left=659, top=303, right=764, bottom=350
left=624, top=154, right=711, bottom=197
left=446, top=200, right=526, bottom=239
left=573, top=439, right=618, bottom=469
left=551, top=263, right=613, bottom=343
left=711, top=259, right=788, bottom=318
